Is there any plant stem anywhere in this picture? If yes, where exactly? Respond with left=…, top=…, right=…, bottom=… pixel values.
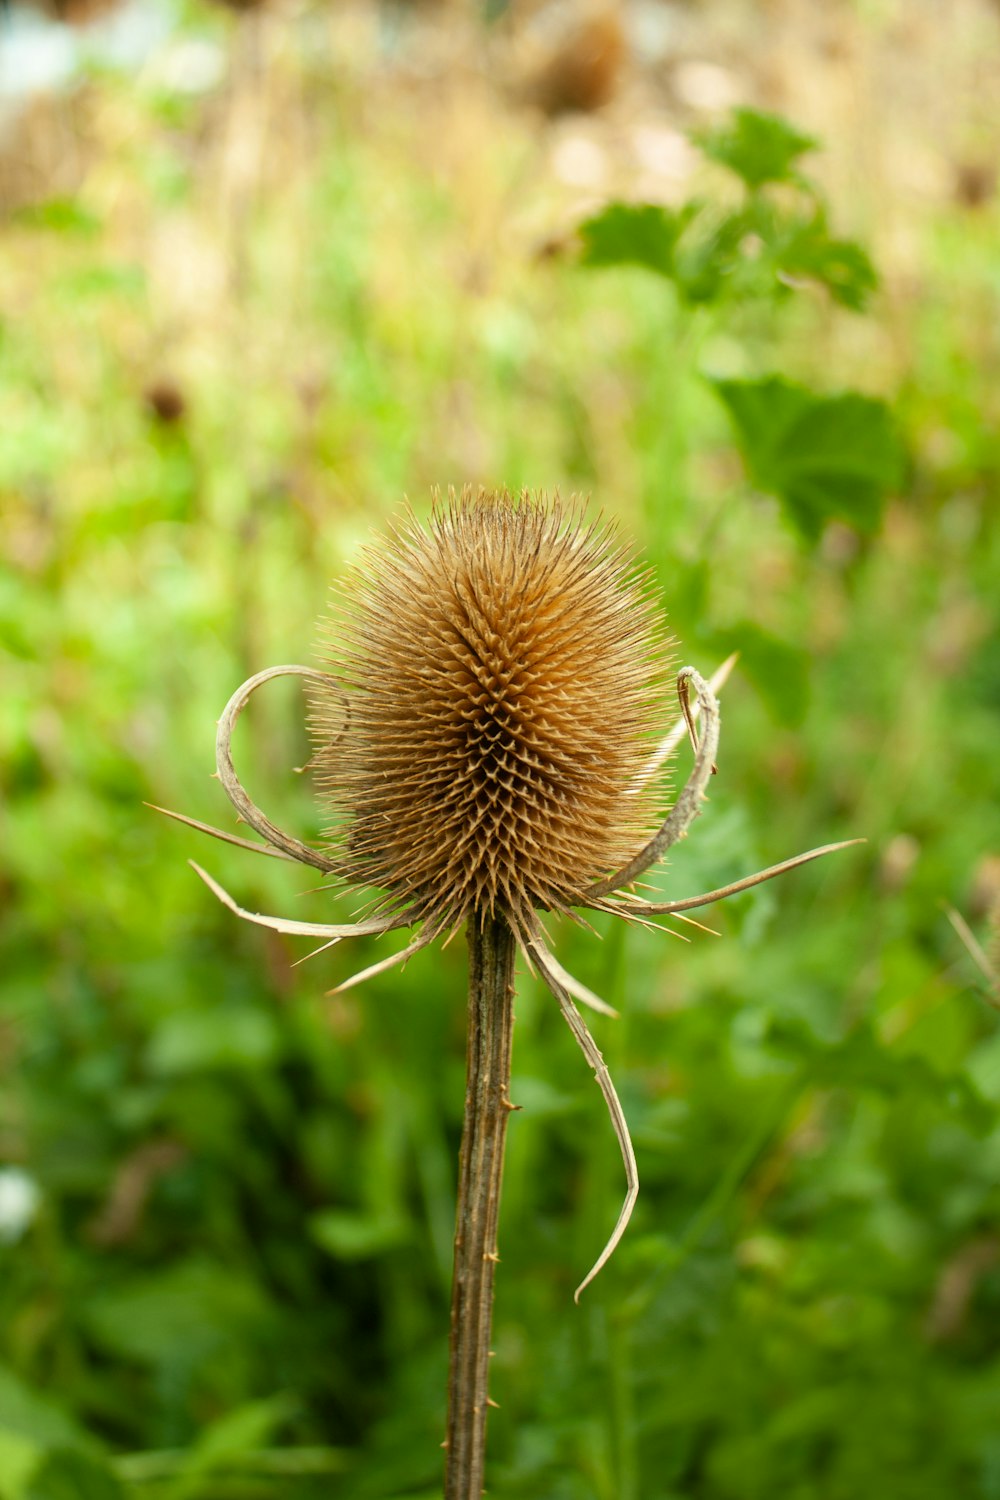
left=445, top=911, right=517, bottom=1500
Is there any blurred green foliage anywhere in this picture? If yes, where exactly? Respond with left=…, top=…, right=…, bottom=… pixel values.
left=1, top=5, right=999, bottom=1499
left=580, top=112, right=878, bottom=312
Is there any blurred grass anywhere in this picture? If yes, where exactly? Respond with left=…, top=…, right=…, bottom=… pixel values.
left=1, top=1, right=1000, bottom=1497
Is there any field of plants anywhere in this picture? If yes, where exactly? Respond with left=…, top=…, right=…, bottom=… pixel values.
left=1, top=1, right=999, bottom=1496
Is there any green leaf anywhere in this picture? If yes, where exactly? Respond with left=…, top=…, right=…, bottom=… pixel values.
left=672, top=204, right=877, bottom=311
left=309, top=1209, right=411, bottom=1260
left=709, top=375, right=903, bottom=539
left=507, top=1074, right=581, bottom=1119
left=671, top=208, right=746, bottom=304
left=576, top=150, right=879, bottom=314
left=26, top=1451, right=125, bottom=1500
left=146, top=1006, right=283, bottom=1074
left=709, top=624, right=811, bottom=727
left=696, top=107, right=818, bottom=189
left=0, top=1431, right=42, bottom=1500
left=0, top=1369, right=111, bottom=1500
left=82, top=1258, right=271, bottom=1370
left=163, top=1395, right=298, bottom=1499
left=966, top=1029, right=1000, bottom=1104
left=12, top=199, right=101, bottom=237
left=578, top=202, right=686, bottom=278
left=773, top=210, right=878, bottom=310
left=0, top=1368, right=94, bottom=1457
left=763, top=1018, right=995, bottom=1133
left=113, top=1445, right=350, bottom=1486
left=54, top=264, right=146, bottom=304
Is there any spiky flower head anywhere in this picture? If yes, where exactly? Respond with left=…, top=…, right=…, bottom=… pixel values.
left=164, top=484, right=849, bottom=1311
left=310, top=488, right=672, bottom=937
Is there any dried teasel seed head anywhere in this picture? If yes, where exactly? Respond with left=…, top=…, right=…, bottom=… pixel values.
left=310, top=488, right=674, bottom=938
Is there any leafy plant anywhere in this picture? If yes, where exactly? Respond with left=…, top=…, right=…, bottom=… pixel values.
left=1, top=18, right=998, bottom=1500
left=577, top=107, right=898, bottom=541
left=709, top=376, right=902, bottom=540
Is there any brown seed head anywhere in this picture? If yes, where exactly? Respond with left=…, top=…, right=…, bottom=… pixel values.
left=310, top=488, right=672, bottom=937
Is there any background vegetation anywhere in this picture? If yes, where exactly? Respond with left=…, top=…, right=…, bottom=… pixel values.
left=1, top=1, right=999, bottom=1496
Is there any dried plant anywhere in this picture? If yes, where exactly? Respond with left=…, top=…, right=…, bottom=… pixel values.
left=945, top=902, right=1000, bottom=1007
left=154, top=487, right=857, bottom=1500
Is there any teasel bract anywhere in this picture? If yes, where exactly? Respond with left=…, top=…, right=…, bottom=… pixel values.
left=154, top=487, right=857, bottom=1497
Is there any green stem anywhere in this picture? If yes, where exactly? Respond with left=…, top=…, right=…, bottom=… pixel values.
left=445, top=911, right=517, bottom=1500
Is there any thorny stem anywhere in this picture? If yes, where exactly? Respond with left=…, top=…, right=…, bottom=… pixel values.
left=445, top=912, right=517, bottom=1500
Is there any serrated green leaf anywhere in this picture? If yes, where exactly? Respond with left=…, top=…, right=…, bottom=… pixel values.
left=578, top=202, right=685, bottom=278
left=774, top=211, right=878, bottom=310
left=696, top=108, right=818, bottom=189
left=710, top=375, right=902, bottom=539
left=671, top=204, right=877, bottom=311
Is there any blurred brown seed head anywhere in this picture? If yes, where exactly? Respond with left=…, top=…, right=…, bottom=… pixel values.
left=35, top=0, right=121, bottom=21
left=953, top=160, right=996, bottom=211
left=143, top=378, right=187, bottom=426
left=527, top=11, right=626, bottom=116
left=310, top=488, right=671, bottom=936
